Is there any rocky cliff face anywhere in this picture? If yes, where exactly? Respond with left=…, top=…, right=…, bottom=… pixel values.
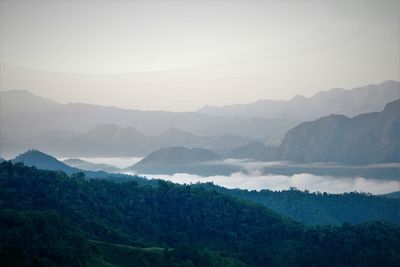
left=276, top=99, right=400, bottom=164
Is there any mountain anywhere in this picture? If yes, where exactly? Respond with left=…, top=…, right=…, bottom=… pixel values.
left=12, top=149, right=80, bottom=174
left=215, top=141, right=278, bottom=161
left=276, top=99, right=400, bottom=164
left=130, top=146, right=241, bottom=175
left=198, top=80, right=400, bottom=119
left=63, top=158, right=120, bottom=173
left=11, top=149, right=130, bottom=179
left=1, top=162, right=399, bottom=267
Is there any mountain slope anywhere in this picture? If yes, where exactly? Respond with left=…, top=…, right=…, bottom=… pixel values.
left=276, top=99, right=400, bottom=164
left=0, top=89, right=60, bottom=116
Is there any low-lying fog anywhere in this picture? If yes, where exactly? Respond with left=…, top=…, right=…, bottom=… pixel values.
left=70, top=157, right=400, bottom=195
left=140, top=172, right=399, bottom=195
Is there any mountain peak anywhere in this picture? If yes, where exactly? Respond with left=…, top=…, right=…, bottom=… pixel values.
left=13, top=149, right=60, bottom=164
left=12, top=149, right=77, bottom=174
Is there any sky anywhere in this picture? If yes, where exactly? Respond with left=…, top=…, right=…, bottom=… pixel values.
left=1, top=0, right=399, bottom=111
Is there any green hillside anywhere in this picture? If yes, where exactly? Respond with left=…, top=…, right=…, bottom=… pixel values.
left=1, top=162, right=399, bottom=266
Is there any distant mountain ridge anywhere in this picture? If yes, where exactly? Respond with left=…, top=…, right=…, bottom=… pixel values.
left=198, top=80, right=400, bottom=119
left=1, top=80, right=398, bottom=157
left=7, top=124, right=254, bottom=157
left=0, top=90, right=289, bottom=157
left=0, top=89, right=291, bottom=140
left=276, top=99, right=400, bottom=164
left=63, top=158, right=120, bottom=173
left=215, top=141, right=278, bottom=161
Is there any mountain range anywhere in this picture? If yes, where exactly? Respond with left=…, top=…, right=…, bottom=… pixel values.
left=1, top=80, right=399, bottom=158
left=0, top=89, right=295, bottom=140
left=2, top=123, right=254, bottom=157
left=198, top=80, right=400, bottom=119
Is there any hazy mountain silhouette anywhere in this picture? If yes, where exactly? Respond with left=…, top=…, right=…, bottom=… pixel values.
left=11, top=149, right=118, bottom=178
left=276, top=99, right=400, bottom=164
left=63, top=158, right=120, bottom=173
left=0, top=89, right=59, bottom=116
left=198, top=80, right=400, bottom=119
left=137, top=147, right=221, bottom=164
left=1, top=81, right=398, bottom=157
left=12, top=149, right=80, bottom=174
left=129, top=147, right=241, bottom=175
left=7, top=124, right=254, bottom=157
left=215, top=141, right=278, bottom=161
left=0, top=90, right=279, bottom=157
left=0, top=89, right=273, bottom=138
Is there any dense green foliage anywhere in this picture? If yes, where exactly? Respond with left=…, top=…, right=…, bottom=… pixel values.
left=197, top=183, right=400, bottom=225
left=1, top=162, right=399, bottom=266
left=87, top=241, right=244, bottom=267
left=0, top=209, right=88, bottom=267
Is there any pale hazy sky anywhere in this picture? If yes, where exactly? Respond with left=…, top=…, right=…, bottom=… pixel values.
left=0, top=0, right=399, bottom=111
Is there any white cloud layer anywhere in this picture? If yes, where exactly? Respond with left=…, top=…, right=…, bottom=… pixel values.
left=139, top=172, right=399, bottom=195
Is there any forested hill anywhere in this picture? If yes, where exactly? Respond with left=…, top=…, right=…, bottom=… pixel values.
left=1, top=162, right=399, bottom=267
left=196, top=183, right=400, bottom=225
left=10, top=149, right=150, bottom=183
